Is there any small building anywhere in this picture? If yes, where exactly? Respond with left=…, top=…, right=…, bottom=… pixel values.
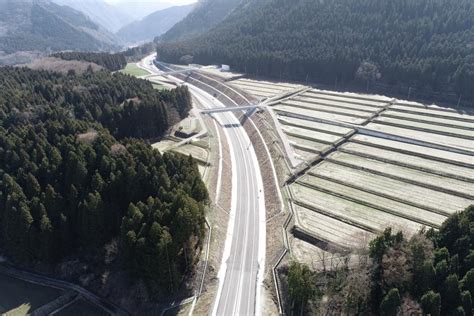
left=174, top=117, right=199, bottom=138
left=221, top=64, right=230, bottom=72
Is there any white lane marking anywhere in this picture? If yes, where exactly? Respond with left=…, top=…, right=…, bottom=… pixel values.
left=232, top=122, right=253, bottom=315
left=250, top=124, right=267, bottom=316
left=214, top=120, right=223, bottom=203
left=203, top=112, right=239, bottom=316
left=201, top=71, right=277, bottom=315
left=142, top=56, right=270, bottom=315
left=186, top=76, right=267, bottom=316
left=220, top=119, right=244, bottom=315
left=246, top=137, right=259, bottom=316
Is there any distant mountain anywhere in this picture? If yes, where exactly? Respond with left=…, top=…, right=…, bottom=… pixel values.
left=117, top=4, right=194, bottom=45
left=159, top=0, right=241, bottom=42
left=156, top=0, right=474, bottom=103
left=52, top=0, right=133, bottom=32
left=0, top=0, right=121, bottom=65
left=112, top=1, right=174, bottom=21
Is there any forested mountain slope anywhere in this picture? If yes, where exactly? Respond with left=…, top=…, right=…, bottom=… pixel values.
left=0, top=67, right=207, bottom=294
left=158, top=0, right=242, bottom=42
left=117, top=4, right=195, bottom=45
left=156, top=0, right=474, bottom=102
left=52, top=0, right=133, bottom=32
left=0, top=0, right=120, bottom=65
left=51, top=52, right=127, bottom=71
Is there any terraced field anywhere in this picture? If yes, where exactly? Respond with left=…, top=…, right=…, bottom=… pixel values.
left=350, top=134, right=474, bottom=166
left=270, top=90, right=393, bottom=164
left=297, top=174, right=448, bottom=227
left=229, top=79, right=474, bottom=256
left=290, top=144, right=474, bottom=249
left=229, top=78, right=303, bottom=99
left=292, top=183, right=425, bottom=233
left=339, top=141, right=474, bottom=180
left=366, top=122, right=473, bottom=151
left=225, top=77, right=474, bottom=264
left=293, top=203, right=376, bottom=249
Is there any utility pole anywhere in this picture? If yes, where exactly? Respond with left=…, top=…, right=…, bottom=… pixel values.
left=457, top=94, right=462, bottom=107
left=407, top=87, right=412, bottom=99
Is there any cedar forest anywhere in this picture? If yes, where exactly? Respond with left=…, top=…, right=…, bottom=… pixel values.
left=156, top=0, right=474, bottom=104
left=0, top=66, right=208, bottom=293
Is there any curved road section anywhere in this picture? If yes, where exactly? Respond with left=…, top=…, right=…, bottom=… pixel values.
left=139, top=55, right=266, bottom=315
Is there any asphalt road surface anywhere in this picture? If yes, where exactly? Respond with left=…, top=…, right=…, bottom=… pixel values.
left=139, top=55, right=265, bottom=316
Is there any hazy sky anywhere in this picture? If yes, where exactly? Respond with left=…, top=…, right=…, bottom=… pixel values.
left=105, top=0, right=197, bottom=4
left=104, top=0, right=197, bottom=20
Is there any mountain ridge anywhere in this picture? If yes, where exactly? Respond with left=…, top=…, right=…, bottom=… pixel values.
left=158, top=0, right=242, bottom=42
left=0, top=0, right=121, bottom=65
left=51, top=0, right=134, bottom=32
left=117, top=4, right=195, bottom=45
left=156, top=0, right=474, bottom=103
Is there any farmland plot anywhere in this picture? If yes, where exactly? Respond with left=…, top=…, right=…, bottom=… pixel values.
left=281, top=125, right=343, bottom=144
left=297, top=174, right=448, bottom=228
left=295, top=94, right=385, bottom=112
left=286, top=135, right=333, bottom=153
left=273, top=104, right=367, bottom=124
left=229, top=78, right=303, bottom=98
left=350, top=134, right=474, bottom=166
left=309, top=161, right=474, bottom=214
left=381, top=110, right=474, bottom=129
left=222, top=77, right=473, bottom=258
left=366, top=122, right=474, bottom=151
left=282, top=100, right=375, bottom=118
left=278, top=116, right=353, bottom=135
left=293, top=204, right=375, bottom=249
left=373, top=116, right=474, bottom=138
left=231, top=81, right=282, bottom=94
left=306, top=90, right=393, bottom=105
left=291, top=183, right=424, bottom=234
left=236, top=78, right=302, bottom=90
left=390, top=103, right=474, bottom=122
left=327, top=151, right=473, bottom=198
left=339, top=142, right=474, bottom=181
left=229, top=84, right=277, bottom=98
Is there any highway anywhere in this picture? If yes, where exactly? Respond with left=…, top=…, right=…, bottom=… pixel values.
left=139, top=54, right=266, bottom=315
